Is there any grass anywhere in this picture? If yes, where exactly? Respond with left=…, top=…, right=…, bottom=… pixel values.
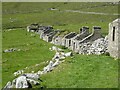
left=2, top=29, right=55, bottom=87
left=40, top=54, right=118, bottom=88
left=2, top=2, right=119, bottom=88
left=2, top=2, right=118, bottom=36
left=2, top=29, right=118, bottom=88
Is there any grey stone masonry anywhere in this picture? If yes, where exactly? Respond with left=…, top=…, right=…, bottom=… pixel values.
left=79, top=26, right=102, bottom=44
left=108, top=18, right=120, bottom=59
left=62, top=32, right=77, bottom=47
left=39, top=26, right=53, bottom=39
left=43, top=31, right=58, bottom=42
left=70, top=26, right=90, bottom=52
left=70, top=26, right=89, bottom=52
left=71, top=26, right=102, bottom=53
left=52, top=36, right=63, bottom=45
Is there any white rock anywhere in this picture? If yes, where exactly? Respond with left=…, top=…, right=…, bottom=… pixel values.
left=59, top=56, right=65, bottom=60
left=64, top=52, right=72, bottom=57
left=52, top=52, right=60, bottom=60
left=16, top=76, right=28, bottom=88
left=27, top=79, right=39, bottom=85
left=14, top=70, right=24, bottom=76
left=52, top=60, right=60, bottom=67
left=4, top=81, right=13, bottom=88
left=25, top=73, right=39, bottom=80
left=37, top=71, right=42, bottom=75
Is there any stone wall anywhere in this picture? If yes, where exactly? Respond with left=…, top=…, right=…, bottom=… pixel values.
left=108, top=18, right=120, bottom=59
left=52, top=36, right=63, bottom=45
left=63, top=32, right=77, bottom=48
left=70, top=26, right=90, bottom=52
left=70, top=26, right=102, bottom=53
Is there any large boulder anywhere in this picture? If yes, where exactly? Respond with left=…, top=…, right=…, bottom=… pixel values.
left=16, top=76, right=29, bottom=88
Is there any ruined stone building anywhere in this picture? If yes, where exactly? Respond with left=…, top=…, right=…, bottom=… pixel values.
left=27, top=18, right=120, bottom=59
left=70, top=26, right=102, bottom=53
left=43, top=30, right=59, bottom=42
left=70, top=26, right=90, bottom=52
left=27, top=23, right=39, bottom=32
left=51, top=30, right=69, bottom=45
left=39, top=26, right=53, bottom=39
left=62, top=32, right=77, bottom=48
left=108, top=18, right=120, bottom=59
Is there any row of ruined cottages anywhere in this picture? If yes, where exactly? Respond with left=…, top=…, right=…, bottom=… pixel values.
left=27, top=18, right=120, bottom=59
left=27, top=24, right=102, bottom=54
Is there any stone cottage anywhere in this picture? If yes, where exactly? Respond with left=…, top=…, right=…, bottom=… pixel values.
left=71, top=26, right=102, bottom=53
left=62, top=32, right=77, bottom=48
left=43, top=30, right=59, bottom=42
left=108, top=18, right=120, bottom=59
left=51, top=30, right=69, bottom=45
left=70, top=26, right=90, bottom=52
left=39, top=26, right=53, bottom=39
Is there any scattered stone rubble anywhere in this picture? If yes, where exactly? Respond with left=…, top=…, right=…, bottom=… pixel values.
left=79, top=37, right=108, bottom=55
left=3, top=46, right=72, bottom=89
left=3, top=48, right=21, bottom=53
left=87, top=37, right=108, bottom=55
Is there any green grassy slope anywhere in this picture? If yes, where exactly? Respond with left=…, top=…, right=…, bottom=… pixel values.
left=2, top=29, right=118, bottom=88
left=2, top=2, right=118, bottom=36
left=2, top=29, right=55, bottom=87
left=41, top=55, right=118, bottom=88
left=2, top=2, right=118, bottom=88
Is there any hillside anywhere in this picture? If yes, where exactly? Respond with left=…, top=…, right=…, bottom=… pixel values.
left=2, top=2, right=118, bottom=36
left=2, top=2, right=118, bottom=88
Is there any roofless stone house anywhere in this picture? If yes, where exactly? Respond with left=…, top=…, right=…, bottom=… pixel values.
left=62, top=32, right=77, bottom=48
left=108, top=18, right=120, bottom=59
left=70, top=26, right=89, bottom=52
left=70, top=26, right=102, bottom=53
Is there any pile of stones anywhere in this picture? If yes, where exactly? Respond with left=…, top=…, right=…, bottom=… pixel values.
left=87, top=37, right=108, bottom=55
left=79, top=42, right=92, bottom=54
left=79, top=36, right=108, bottom=55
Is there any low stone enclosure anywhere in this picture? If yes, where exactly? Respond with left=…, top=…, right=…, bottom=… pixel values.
left=27, top=18, right=120, bottom=59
